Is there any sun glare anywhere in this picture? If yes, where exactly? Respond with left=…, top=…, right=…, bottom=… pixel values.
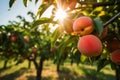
left=54, top=8, right=67, bottom=21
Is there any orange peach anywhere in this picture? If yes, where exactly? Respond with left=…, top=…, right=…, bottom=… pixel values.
left=63, top=20, right=74, bottom=34
left=56, top=0, right=76, bottom=10
left=73, top=16, right=94, bottom=36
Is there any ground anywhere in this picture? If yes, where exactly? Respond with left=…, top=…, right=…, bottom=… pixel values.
left=0, top=60, right=115, bottom=80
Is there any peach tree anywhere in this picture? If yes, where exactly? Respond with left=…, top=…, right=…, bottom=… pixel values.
left=7, top=0, right=120, bottom=80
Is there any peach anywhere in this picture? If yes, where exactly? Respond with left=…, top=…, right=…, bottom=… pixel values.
left=73, top=16, right=94, bottom=36
left=24, top=36, right=29, bottom=43
left=63, top=20, right=74, bottom=34
left=100, top=27, right=108, bottom=38
left=94, top=27, right=108, bottom=39
left=110, top=38, right=120, bottom=52
left=110, top=49, right=120, bottom=64
left=77, top=35, right=102, bottom=57
left=65, top=0, right=76, bottom=10
left=56, top=0, right=76, bottom=10
left=32, top=48, right=38, bottom=53
left=50, top=46, right=58, bottom=52
left=10, top=36, right=16, bottom=42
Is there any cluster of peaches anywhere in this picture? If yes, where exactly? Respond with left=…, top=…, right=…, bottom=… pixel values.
left=0, top=33, right=38, bottom=55
left=63, top=16, right=120, bottom=65
left=43, top=0, right=120, bottom=65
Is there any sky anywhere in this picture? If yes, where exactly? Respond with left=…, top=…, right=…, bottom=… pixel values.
left=0, top=0, right=42, bottom=25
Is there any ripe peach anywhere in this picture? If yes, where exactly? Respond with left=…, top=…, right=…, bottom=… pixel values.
left=93, top=27, right=108, bottom=39
left=10, top=36, right=16, bottom=42
left=24, top=36, right=29, bottom=43
left=32, top=48, right=38, bottom=53
left=64, top=0, right=76, bottom=10
left=100, top=27, right=108, bottom=38
left=110, top=49, right=120, bottom=64
left=77, top=35, right=102, bottom=57
left=110, top=38, right=120, bottom=52
left=73, top=16, right=94, bottom=36
left=63, top=20, right=74, bottom=34
left=50, top=46, right=58, bottom=52
left=57, top=0, right=76, bottom=10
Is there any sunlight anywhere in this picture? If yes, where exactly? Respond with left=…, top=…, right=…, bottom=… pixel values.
left=54, top=8, right=67, bottom=21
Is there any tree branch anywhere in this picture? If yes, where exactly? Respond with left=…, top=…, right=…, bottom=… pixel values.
left=78, top=1, right=120, bottom=7
left=103, top=12, right=120, bottom=27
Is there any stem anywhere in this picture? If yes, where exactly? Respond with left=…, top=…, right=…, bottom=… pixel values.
left=103, top=12, right=120, bottom=27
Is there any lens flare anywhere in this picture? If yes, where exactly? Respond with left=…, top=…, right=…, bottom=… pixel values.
left=54, top=8, right=67, bottom=21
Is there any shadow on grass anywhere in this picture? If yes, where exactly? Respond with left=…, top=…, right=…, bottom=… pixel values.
left=0, top=66, right=12, bottom=73
left=0, top=67, right=27, bottom=80
left=27, top=75, right=54, bottom=80
left=56, top=66, right=115, bottom=80
left=79, top=66, right=115, bottom=80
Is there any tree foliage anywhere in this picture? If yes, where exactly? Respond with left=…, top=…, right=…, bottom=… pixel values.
left=1, top=0, right=120, bottom=80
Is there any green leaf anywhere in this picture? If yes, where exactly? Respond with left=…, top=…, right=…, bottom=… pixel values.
left=51, top=27, right=63, bottom=46
left=9, top=0, right=16, bottom=8
left=23, top=0, right=28, bottom=7
left=58, top=36, right=77, bottom=58
left=37, top=4, right=49, bottom=17
left=93, top=17, right=103, bottom=35
left=33, top=17, right=52, bottom=27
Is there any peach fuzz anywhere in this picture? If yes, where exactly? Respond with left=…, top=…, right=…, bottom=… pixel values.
left=73, top=16, right=94, bottom=36
left=77, top=35, right=102, bottom=57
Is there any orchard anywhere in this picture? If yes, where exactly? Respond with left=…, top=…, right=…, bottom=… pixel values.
left=0, top=0, right=120, bottom=80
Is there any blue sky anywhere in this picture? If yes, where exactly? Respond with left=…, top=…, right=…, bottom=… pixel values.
left=0, top=0, right=42, bottom=25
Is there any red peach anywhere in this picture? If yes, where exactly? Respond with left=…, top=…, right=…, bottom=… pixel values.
left=110, top=38, right=120, bottom=52
left=50, top=46, right=58, bottom=52
left=100, top=27, right=108, bottom=38
left=94, top=27, right=108, bottom=39
left=110, top=49, right=120, bottom=65
left=24, top=36, right=29, bottom=43
left=77, top=35, right=102, bottom=57
left=73, top=16, right=94, bottom=36
left=32, top=48, right=38, bottom=53
left=10, top=36, right=16, bottom=42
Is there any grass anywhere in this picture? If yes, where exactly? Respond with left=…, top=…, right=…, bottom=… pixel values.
left=0, top=60, right=116, bottom=80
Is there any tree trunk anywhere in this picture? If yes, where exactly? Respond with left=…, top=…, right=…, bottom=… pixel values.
left=115, top=65, right=120, bottom=80
left=57, top=62, right=60, bottom=72
left=36, top=57, right=44, bottom=80
left=28, top=60, right=31, bottom=69
left=3, top=60, right=8, bottom=69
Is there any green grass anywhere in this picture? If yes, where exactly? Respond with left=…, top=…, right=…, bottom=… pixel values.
left=0, top=60, right=115, bottom=80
